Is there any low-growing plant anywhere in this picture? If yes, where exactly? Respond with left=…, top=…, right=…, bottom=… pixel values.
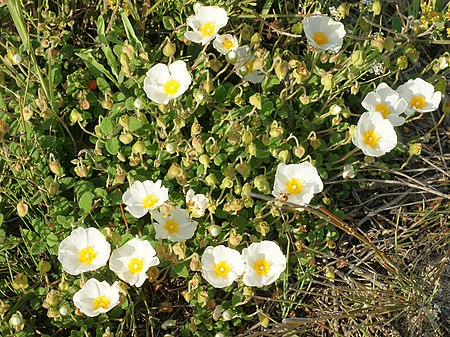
left=0, top=0, right=449, bottom=336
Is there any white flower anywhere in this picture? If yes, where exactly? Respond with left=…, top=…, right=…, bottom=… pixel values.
left=186, top=189, right=209, bottom=217
left=122, top=180, right=169, bottom=218
left=201, top=245, right=245, bottom=288
left=109, top=238, right=160, bottom=287
left=396, top=78, right=441, bottom=116
left=361, top=82, right=407, bottom=126
left=12, top=54, right=22, bottom=64
left=213, top=34, right=238, bottom=55
left=152, top=206, right=198, bottom=242
left=57, top=227, right=111, bottom=275
left=73, top=278, right=120, bottom=317
left=302, top=15, right=346, bottom=52
left=242, top=241, right=286, bottom=287
left=272, top=162, right=324, bottom=206
left=342, top=165, right=355, bottom=179
left=352, top=111, right=397, bottom=157
left=185, top=4, right=228, bottom=45
left=235, top=46, right=265, bottom=84
left=143, top=60, right=192, bottom=104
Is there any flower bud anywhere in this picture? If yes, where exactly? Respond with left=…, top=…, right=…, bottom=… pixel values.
left=132, top=140, right=146, bottom=155
left=38, top=260, right=51, bottom=275
left=371, top=37, right=384, bottom=52
left=250, top=33, right=261, bottom=46
left=240, top=24, right=252, bottom=42
left=236, top=162, right=251, bottom=179
left=351, top=82, right=360, bottom=95
left=163, top=40, right=176, bottom=57
left=299, top=94, right=310, bottom=105
left=10, top=312, right=24, bottom=331
left=119, top=114, right=130, bottom=130
left=101, top=96, right=113, bottom=109
left=49, top=160, right=62, bottom=176
left=397, top=55, right=408, bottom=70
left=241, top=130, right=253, bottom=145
left=226, top=50, right=238, bottom=64
left=409, top=143, right=422, bottom=156
left=220, top=177, right=233, bottom=189
left=209, top=58, right=223, bottom=72
left=371, top=1, right=382, bottom=15
left=199, top=154, right=210, bottom=168
left=48, top=181, right=60, bottom=196
left=247, top=142, right=257, bottom=157
left=203, top=80, right=214, bottom=93
left=293, top=145, right=305, bottom=158
left=70, top=109, right=83, bottom=124
left=210, top=225, right=221, bottom=237
left=191, top=122, right=202, bottom=136
left=192, top=136, right=203, bottom=154
left=337, top=3, right=350, bottom=18
left=174, top=117, right=185, bottom=129
left=205, top=173, right=218, bottom=188
left=17, top=203, right=28, bottom=217
left=274, top=60, right=289, bottom=80
left=228, top=229, right=242, bottom=247
left=254, top=175, right=270, bottom=194
left=351, top=50, right=365, bottom=66
left=321, top=73, right=334, bottom=91
left=119, top=132, right=133, bottom=144
left=278, top=149, right=290, bottom=163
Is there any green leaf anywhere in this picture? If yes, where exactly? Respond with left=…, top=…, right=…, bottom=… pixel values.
left=128, top=116, right=143, bottom=131
left=79, top=191, right=94, bottom=212
left=106, top=137, right=121, bottom=155
left=46, top=233, right=59, bottom=247
left=76, top=50, right=120, bottom=87
left=100, top=117, right=114, bottom=135
left=171, top=263, right=189, bottom=278
left=30, top=241, right=46, bottom=255
left=96, top=77, right=110, bottom=92
left=162, top=16, right=175, bottom=30
left=214, top=85, right=227, bottom=102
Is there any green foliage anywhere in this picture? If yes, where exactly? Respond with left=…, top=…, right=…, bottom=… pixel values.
left=0, top=0, right=449, bottom=336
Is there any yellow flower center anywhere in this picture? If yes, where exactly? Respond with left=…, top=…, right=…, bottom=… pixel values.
left=253, top=259, right=271, bottom=276
left=163, top=79, right=180, bottom=95
left=164, top=220, right=179, bottom=234
left=79, top=246, right=97, bottom=264
left=363, top=130, right=380, bottom=148
left=214, top=261, right=231, bottom=277
left=142, top=194, right=158, bottom=209
left=128, top=257, right=144, bottom=274
left=222, top=38, right=235, bottom=50
left=410, top=95, right=426, bottom=110
left=286, top=178, right=302, bottom=195
left=244, top=60, right=254, bottom=73
left=312, top=32, right=328, bottom=46
left=93, top=296, right=111, bottom=310
left=200, top=22, right=215, bottom=37
left=375, top=103, right=391, bottom=119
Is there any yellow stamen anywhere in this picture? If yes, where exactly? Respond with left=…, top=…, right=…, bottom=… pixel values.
left=410, top=95, right=426, bottom=110
left=222, top=38, right=235, bottom=50
left=375, top=103, right=391, bottom=119
left=164, top=220, right=179, bottom=235
left=79, top=246, right=97, bottom=264
left=128, top=257, right=144, bottom=274
left=312, top=32, right=328, bottom=46
left=286, top=178, right=302, bottom=195
left=214, top=261, right=231, bottom=277
left=163, top=79, right=180, bottom=95
left=253, top=259, right=271, bottom=276
left=93, top=296, right=110, bottom=310
left=200, top=22, right=215, bottom=37
left=244, top=60, right=254, bottom=74
left=142, top=194, right=158, bottom=209
left=363, top=130, right=379, bottom=148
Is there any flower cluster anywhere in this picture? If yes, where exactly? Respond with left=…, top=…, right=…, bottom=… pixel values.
left=201, top=241, right=286, bottom=288
left=122, top=179, right=202, bottom=242
left=58, top=228, right=160, bottom=316
left=352, top=78, right=441, bottom=156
